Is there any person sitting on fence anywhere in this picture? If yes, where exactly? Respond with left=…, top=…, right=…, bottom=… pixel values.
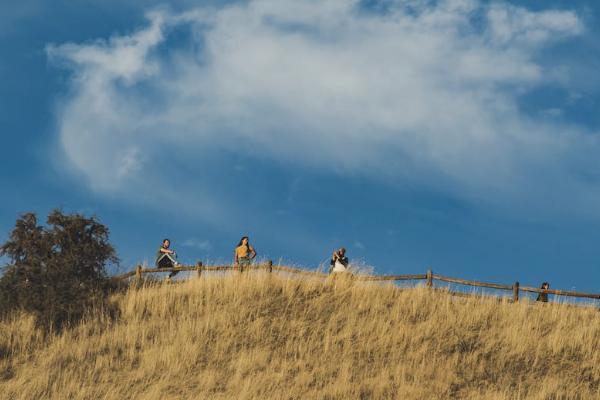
left=234, top=236, right=256, bottom=269
left=536, top=282, right=550, bottom=303
left=329, top=248, right=349, bottom=273
left=156, top=238, right=180, bottom=280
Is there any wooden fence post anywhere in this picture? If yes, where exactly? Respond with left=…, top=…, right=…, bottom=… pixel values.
left=135, top=265, right=143, bottom=283
left=267, top=260, right=273, bottom=273
left=196, top=261, right=203, bottom=279
left=426, top=269, right=433, bottom=288
left=513, top=281, right=520, bottom=303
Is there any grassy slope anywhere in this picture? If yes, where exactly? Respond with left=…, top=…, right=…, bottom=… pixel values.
left=0, top=273, right=599, bottom=399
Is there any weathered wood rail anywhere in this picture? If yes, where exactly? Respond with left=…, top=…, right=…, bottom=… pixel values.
left=112, top=262, right=600, bottom=303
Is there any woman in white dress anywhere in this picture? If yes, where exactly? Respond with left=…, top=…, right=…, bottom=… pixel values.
left=329, top=248, right=349, bottom=273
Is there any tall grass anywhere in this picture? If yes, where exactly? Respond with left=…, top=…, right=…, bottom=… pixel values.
left=1, top=272, right=598, bottom=399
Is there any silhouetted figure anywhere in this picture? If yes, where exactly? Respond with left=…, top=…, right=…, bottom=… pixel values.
left=536, top=282, right=550, bottom=303
left=329, top=248, right=349, bottom=273
left=156, top=238, right=180, bottom=280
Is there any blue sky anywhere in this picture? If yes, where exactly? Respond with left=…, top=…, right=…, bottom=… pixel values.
left=1, top=0, right=600, bottom=294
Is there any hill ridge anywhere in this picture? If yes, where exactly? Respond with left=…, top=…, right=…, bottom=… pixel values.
left=1, top=272, right=599, bottom=399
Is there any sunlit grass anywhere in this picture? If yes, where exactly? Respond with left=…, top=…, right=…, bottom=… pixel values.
left=1, top=271, right=598, bottom=399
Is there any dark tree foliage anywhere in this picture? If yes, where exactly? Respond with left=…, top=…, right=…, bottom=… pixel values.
left=0, top=210, right=118, bottom=330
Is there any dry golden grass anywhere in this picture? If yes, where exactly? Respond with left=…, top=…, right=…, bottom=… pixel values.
left=0, top=272, right=599, bottom=399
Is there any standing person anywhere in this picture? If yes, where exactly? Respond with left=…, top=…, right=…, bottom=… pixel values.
left=156, top=238, right=180, bottom=280
left=329, top=247, right=349, bottom=273
left=234, top=236, right=257, bottom=269
left=536, top=282, right=550, bottom=303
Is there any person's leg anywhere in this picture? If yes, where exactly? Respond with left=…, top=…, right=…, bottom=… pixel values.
left=157, top=254, right=174, bottom=269
left=165, top=254, right=180, bottom=278
left=238, top=257, right=250, bottom=271
left=158, top=254, right=180, bottom=278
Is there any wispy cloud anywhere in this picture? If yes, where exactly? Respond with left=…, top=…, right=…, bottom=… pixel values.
left=181, top=238, right=212, bottom=251
left=353, top=241, right=366, bottom=251
left=47, top=0, right=600, bottom=221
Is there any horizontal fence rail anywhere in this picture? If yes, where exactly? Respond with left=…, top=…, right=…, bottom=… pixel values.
left=112, top=262, right=600, bottom=304
left=357, top=274, right=428, bottom=282
left=431, top=274, right=513, bottom=291
left=519, top=286, right=600, bottom=300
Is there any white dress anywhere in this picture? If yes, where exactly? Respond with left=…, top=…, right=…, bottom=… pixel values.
left=332, top=260, right=347, bottom=273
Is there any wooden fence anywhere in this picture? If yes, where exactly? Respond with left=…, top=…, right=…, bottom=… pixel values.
left=112, top=261, right=600, bottom=303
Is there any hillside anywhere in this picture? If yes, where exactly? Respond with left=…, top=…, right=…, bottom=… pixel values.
left=1, top=272, right=599, bottom=399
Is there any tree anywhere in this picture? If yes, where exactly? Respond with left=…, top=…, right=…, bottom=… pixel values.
left=0, top=210, right=118, bottom=330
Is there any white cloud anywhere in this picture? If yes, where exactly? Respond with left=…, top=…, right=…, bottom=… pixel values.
left=47, top=0, right=600, bottom=220
left=182, top=238, right=212, bottom=251
left=487, top=3, right=583, bottom=46
left=353, top=240, right=366, bottom=251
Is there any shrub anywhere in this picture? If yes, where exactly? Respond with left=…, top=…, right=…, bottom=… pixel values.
left=0, top=210, right=118, bottom=330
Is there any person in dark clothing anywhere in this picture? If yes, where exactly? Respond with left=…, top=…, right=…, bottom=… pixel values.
left=156, top=238, right=180, bottom=280
left=536, top=282, right=550, bottom=302
left=329, top=247, right=349, bottom=273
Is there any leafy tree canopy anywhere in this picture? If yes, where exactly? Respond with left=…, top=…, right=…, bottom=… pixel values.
left=0, top=210, right=118, bottom=330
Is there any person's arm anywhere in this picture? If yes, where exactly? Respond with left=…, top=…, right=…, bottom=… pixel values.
left=249, top=245, right=257, bottom=259
left=159, top=248, right=175, bottom=255
left=234, top=249, right=238, bottom=265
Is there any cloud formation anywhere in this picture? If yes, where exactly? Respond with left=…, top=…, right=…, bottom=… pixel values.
left=182, top=238, right=212, bottom=251
left=48, top=0, right=600, bottom=220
